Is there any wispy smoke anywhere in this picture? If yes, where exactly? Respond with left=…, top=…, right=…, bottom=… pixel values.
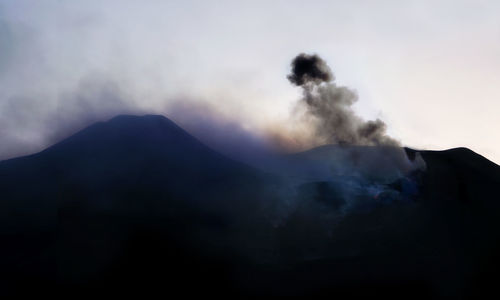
left=288, top=53, right=398, bottom=147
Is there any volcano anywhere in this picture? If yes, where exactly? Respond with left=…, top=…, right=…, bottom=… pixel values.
left=1, top=115, right=499, bottom=298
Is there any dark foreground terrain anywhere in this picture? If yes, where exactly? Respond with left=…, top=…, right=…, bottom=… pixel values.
left=1, top=115, right=499, bottom=298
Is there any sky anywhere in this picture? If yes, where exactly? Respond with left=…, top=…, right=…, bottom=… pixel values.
left=1, top=0, right=499, bottom=163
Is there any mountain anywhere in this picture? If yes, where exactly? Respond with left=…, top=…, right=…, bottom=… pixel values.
left=0, top=115, right=269, bottom=294
left=1, top=115, right=500, bottom=298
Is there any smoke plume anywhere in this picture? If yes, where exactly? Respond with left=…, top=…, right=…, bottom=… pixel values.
left=287, top=54, right=333, bottom=86
left=288, top=53, right=398, bottom=147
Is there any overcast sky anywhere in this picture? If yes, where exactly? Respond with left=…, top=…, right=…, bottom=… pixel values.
left=1, top=0, right=499, bottom=163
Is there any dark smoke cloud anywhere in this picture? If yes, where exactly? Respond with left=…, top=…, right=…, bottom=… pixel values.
left=288, top=53, right=399, bottom=147
left=287, top=53, right=333, bottom=86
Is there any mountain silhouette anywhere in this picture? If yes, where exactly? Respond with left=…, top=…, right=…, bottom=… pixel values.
left=0, top=115, right=268, bottom=294
left=1, top=115, right=500, bottom=298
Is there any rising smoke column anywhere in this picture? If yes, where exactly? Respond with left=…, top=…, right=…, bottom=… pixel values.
left=288, top=53, right=398, bottom=147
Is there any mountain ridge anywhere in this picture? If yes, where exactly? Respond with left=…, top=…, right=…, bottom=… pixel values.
left=1, top=114, right=500, bottom=297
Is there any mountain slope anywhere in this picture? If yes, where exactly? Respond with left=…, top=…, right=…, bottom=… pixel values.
left=1, top=116, right=500, bottom=297
left=0, top=115, right=270, bottom=293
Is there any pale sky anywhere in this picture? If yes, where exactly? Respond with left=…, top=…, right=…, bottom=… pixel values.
left=1, top=0, right=499, bottom=163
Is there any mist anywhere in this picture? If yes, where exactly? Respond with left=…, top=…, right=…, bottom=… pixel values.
left=1, top=1, right=499, bottom=165
left=0, top=1, right=278, bottom=160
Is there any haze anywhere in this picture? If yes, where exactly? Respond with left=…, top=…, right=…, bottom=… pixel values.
left=1, top=0, right=499, bottom=163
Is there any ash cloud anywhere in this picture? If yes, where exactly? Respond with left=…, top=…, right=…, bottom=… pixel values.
left=288, top=53, right=398, bottom=147
left=287, top=54, right=333, bottom=86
